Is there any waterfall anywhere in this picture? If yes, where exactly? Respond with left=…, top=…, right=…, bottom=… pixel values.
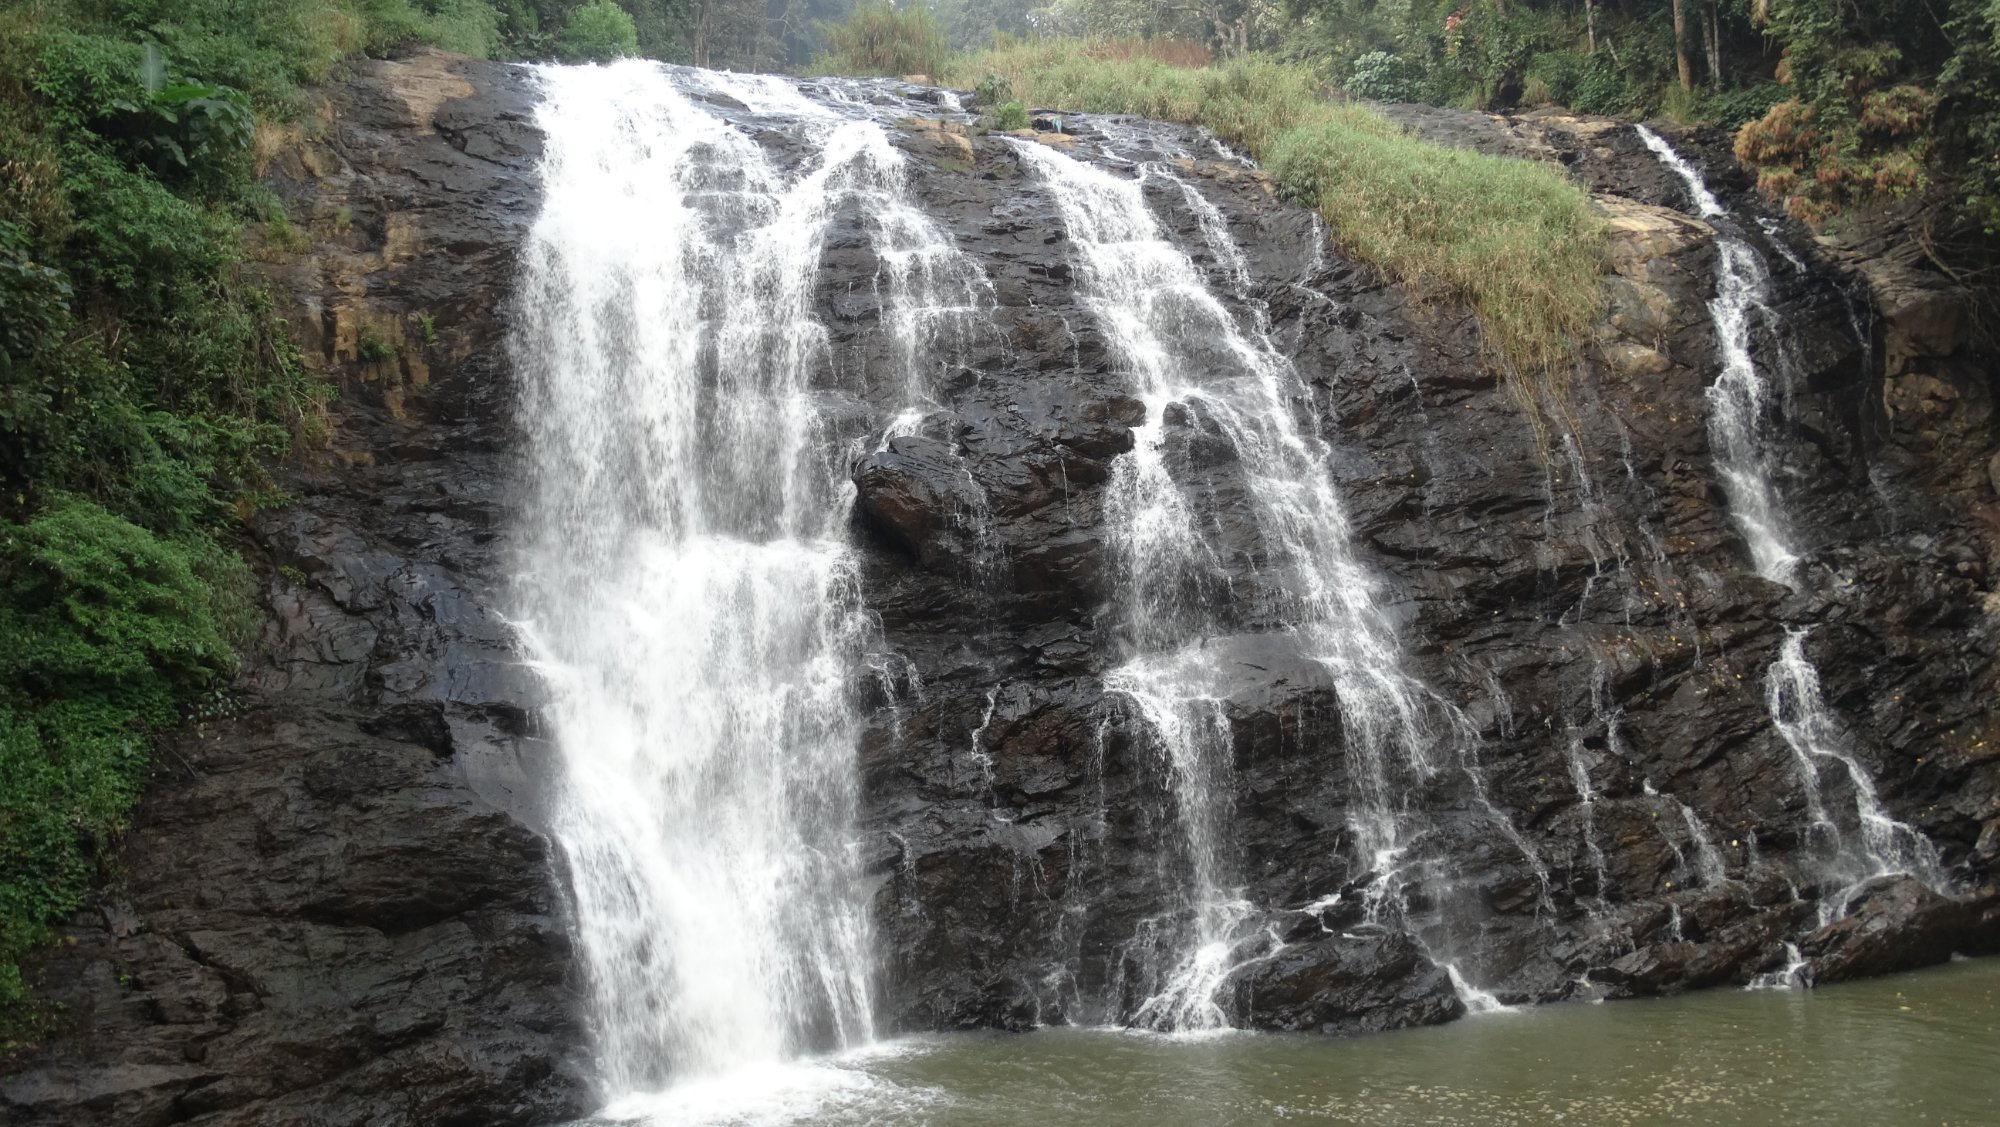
left=1564, top=735, right=1612, bottom=910
left=1010, top=138, right=1485, bottom=1028
left=511, top=61, right=980, bottom=1098
left=1633, top=126, right=1941, bottom=907
left=1634, top=126, right=1798, bottom=583
left=1768, top=630, right=1944, bottom=897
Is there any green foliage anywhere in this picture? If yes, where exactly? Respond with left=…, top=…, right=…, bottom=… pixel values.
left=356, top=322, right=397, bottom=361
left=820, top=2, right=949, bottom=78
left=1030, top=0, right=1250, bottom=52
left=556, top=0, right=641, bottom=62
left=947, top=42, right=1605, bottom=421
left=1278, top=0, right=1778, bottom=120
left=0, top=499, right=234, bottom=1003
left=97, top=46, right=256, bottom=188
left=1345, top=50, right=1418, bottom=103
left=0, top=0, right=363, bottom=1010
left=1519, top=48, right=1640, bottom=117
left=57, top=144, right=236, bottom=303
left=973, top=70, right=1013, bottom=106
left=0, top=223, right=71, bottom=371
left=930, top=0, right=1032, bottom=53
left=990, top=99, right=1029, bottom=129
left=1732, top=0, right=2000, bottom=239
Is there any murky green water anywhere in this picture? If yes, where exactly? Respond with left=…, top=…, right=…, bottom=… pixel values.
left=589, top=957, right=2000, bottom=1126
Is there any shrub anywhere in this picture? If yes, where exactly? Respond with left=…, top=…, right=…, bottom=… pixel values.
left=0, top=499, right=236, bottom=1002
left=556, top=0, right=640, bottom=63
left=974, top=71, right=1012, bottom=107
left=1567, top=57, right=1640, bottom=117
left=57, top=145, right=235, bottom=303
left=991, top=99, right=1028, bottom=130
left=1346, top=51, right=1419, bottom=103
left=368, top=0, right=505, bottom=59
left=1704, top=82, right=1788, bottom=130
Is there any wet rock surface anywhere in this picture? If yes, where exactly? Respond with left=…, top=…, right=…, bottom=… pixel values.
left=8, top=58, right=2000, bottom=1124
left=3, top=53, right=587, bottom=1127
left=848, top=98, right=2000, bottom=1025
left=1232, top=930, right=1467, bottom=1035
left=1801, top=875, right=1978, bottom=985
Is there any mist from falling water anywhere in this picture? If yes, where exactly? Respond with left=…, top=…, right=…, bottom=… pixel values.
left=1011, top=137, right=1519, bottom=1028
left=511, top=60, right=983, bottom=1103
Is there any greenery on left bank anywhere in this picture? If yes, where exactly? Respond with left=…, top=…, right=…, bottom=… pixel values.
left=0, top=0, right=963, bottom=1030
left=0, top=0, right=325, bottom=1012
left=0, top=0, right=669, bottom=1016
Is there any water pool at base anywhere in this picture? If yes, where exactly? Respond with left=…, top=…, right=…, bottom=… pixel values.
left=578, top=957, right=2000, bottom=1127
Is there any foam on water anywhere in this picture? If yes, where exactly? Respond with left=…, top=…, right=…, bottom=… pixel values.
left=589, top=1050, right=945, bottom=1127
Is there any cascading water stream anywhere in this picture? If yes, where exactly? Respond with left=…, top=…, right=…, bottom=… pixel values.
left=1010, top=138, right=1499, bottom=1028
left=1564, top=734, right=1613, bottom=912
left=1768, top=631, right=1944, bottom=900
left=1634, top=125, right=1941, bottom=911
left=1634, top=126, right=1798, bottom=584
left=512, top=61, right=983, bottom=1104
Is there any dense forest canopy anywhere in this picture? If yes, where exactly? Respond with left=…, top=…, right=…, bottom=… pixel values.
left=4, top=0, right=1996, bottom=1021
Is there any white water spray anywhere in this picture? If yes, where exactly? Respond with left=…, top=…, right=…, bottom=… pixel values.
left=1636, top=126, right=1798, bottom=583
left=1565, top=737, right=1613, bottom=909
left=1012, top=138, right=1506, bottom=1025
left=513, top=61, right=980, bottom=1099
left=1768, top=630, right=1943, bottom=895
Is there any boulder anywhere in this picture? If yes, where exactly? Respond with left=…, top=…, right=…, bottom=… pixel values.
left=1801, top=875, right=1978, bottom=984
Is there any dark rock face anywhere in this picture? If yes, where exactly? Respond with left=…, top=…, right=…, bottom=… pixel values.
left=1801, top=875, right=1976, bottom=985
left=842, top=106, right=2000, bottom=1026
left=2, top=53, right=588, bottom=1127
left=1232, top=931, right=1466, bottom=1035
left=9, top=58, right=2000, bottom=1124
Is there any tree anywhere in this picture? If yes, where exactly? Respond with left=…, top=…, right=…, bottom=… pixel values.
left=1672, top=0, right=1694, bottom=92
left=1030, top=0, right=1275, bottom=57
left=558, top=0, right=642, bottom=60
left=1702, top=2, right=1721, bottom=89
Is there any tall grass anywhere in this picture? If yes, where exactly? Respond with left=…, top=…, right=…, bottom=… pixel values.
left=946, top=43, right=1606, bottom=415
left=820, top=2, right=949, bottom=78
left=1080, top=38, right=1212, bottom=68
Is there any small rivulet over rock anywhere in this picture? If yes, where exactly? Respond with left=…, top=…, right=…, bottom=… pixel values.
left=7, top=53, right=2000, bottom=1125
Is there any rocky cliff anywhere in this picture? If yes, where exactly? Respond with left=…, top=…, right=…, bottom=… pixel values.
left=2, top=54, right=586, bottom=1127
left=6, top=52, right=1999, bottom=1124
